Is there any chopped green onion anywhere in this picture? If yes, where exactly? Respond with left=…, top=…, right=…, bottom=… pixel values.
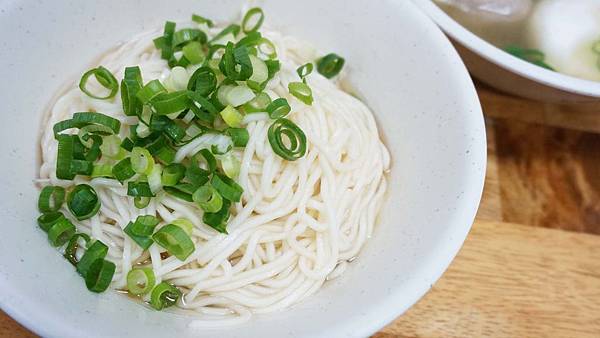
left=154, top=21, right=176, bottom=60
left=182, top=41, right=205, bottom=65
left=211, top=173, right=243, bottom=202
left=266, top=97, right=291, bottom=119
left=225, top=85, right=256, bottom=107
left=64, top=233, right=91, bottom=266
left=47, top=217, right=76, bottom=247
left=148, top=163, right=163, bottom=194
left=188, top=93, right=217, bottom=124
left=124, top=215, right=159, bottom=250
left=187, top=67, right=217, bottom=96
left=257, top=37, right=277, bottom=59
left=219, top=42, right=253, bottom=81
left=243, top=92, right=271, bottom=113
left=163, top=183, right=196, bottom=202
left=193, top=185, right=223, bottom=213
left=131, top=147, right=155, bottom=175
left=288, top=82, right=313, bottom=105
left=185, top=161, right=210, bottom=186
left=297, top=63, right=314, bottom=79
left=55, top=136, right=76, bottom=171
left=127, top=181, right=155, bottom=197
left=37, top=211, right=65, bottom=232
left=268, top=118, right=307, bottom=161
left=79, top=66, right=119, bottom=100
left=121, top=66, right=144, bottom=116
left=162, top=163, right=186, bottom=186
left=248, top=55, right=269, bottom=83
left=241, top=7, right=264, bottom=33
left=195, top=148, right=217, bottom=173
left=112, top=157, right=136, bottom=182
left=210, top=24, right=240, bottom=44
left=219, top=105, right=243, bottom=127
left=504, top=45, right=554, bottom=71
left=172, top=28, right=206, bottom=47
left=67, top=184, right=101, bottom=221
left=91, top=164, right=113, bottom=178
left=77, top=240, right=108, bottom=278
left=150, top=91, right=192, bottom=116
left=316, top=53, right=345, bottom=79
left=192, top=14, right=214, bottom=27
left=137, top=79, right=167, bottom=104
left=236, top=31, right=262, bottom=48
left=38, top=186, right=66, bottom=213
left=70, top=159, right=94, bottom=176
left=150, top=282, right=181, bottom=310
left=85, top=259, right=115, bottom=293
left=225, top=128, right=249, bottom=147
left=100, top=135, right=125, bottom=159
left=53, top=112, right=121, bottom=137
left=134, top=197, right=151, bottom=209
left=171, top=218, right=194, bottom=235
left=219, top=152, right=240, bottom=178
left=202, top=199, right=231, bottom=233
left=127, top=268, right=156, bottom=296
left=152, top=224, right=195, bottom=260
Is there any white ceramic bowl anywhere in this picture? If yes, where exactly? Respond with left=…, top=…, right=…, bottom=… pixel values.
left=413, top=0, right=600, bottom=103
left=0, top=0, right=485, bottom=337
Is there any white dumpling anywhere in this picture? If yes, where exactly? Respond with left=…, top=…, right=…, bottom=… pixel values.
left=527, top=0, right=600, bottom=81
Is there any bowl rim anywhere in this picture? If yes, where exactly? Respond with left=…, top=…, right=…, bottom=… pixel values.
left=0, top=1, right=486, bottom=336
left=413, top=0, right=600, bottom=99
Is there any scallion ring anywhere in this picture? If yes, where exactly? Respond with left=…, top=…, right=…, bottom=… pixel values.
left=297, top=63, right=314, bottom=79
left=150, top=282, right=181, bottom=310
left=288, top=82, right=314, bottom=105
left=241, top=7, right=264, bottom=33
left=193, top=185, right=223, bottom=213
left=38, top=186, right=66, bottom=213
left=67, top=184, right=101, bottom=221
left=47, top=217, right=75, bottom=247
left=137, top=79, right=167, bottom=104
left=127, top=268, right=156, bottom=296
left=77, top=240, right=108, bottom=278
left=266, top=97, right=291, bottom=119
left=127, top=181, right=155, bottom=198
left=79, top=66, right=119, bottom=100
left=268, top=118, right=307, bottom=161
left=112, top=157, right=136, bottom=182
left=85, top=259, right=116, bottom=293
left=64, top=233, right=91, bottom=266
left=152, top=224, right=195, bottom=261
left=37, top=211, right=65, bottom=232
left=316, top=53, right=345, bottom=79
left=131, top=147, right=155, bottom=175
left=211, top=173, right=243, bottom=202
left=162, top=163, right=186, bottom=186
left=134, top=197, right=151, bottom=209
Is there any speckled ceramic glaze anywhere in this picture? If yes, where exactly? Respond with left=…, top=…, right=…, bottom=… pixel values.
left=0, top=0, right=485, bottom=337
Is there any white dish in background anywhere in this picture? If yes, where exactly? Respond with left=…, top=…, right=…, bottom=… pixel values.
left=0, top=0, right=485, bottom=337
left=413, top=0, right=600, bottom=103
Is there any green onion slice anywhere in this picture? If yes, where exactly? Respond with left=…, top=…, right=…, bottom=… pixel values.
left=268, top=118, right=307, bottom=161
left=150, top=282, right=181, bottom=310
left=64, top=233, right=91, bottom=266
left=47, top=217, right=76, bottom=247
left=257, top=37, right=277, bottom=59
left=77, top=240, right=108, bottom=278
left=172, top=28, right=206, bottom=47
left=241, top=7, right=265, bottom=33
left=37, top=211, right=65, bottom=232
left=225, top=128, right=249, bottom=147
left=56, top=135, right=76, bottom=180
left=162, top=163, right=186, bottom=186
left=210, top=24, right=240, bottom=44
left=137, top=79, right=167, bottom=104
left=113, top=157, right=136, bottom=182
left=91, top=164, right=113, bottom=178
left=219, top=105, right=243, bottom=128
left=195, top=148, right=217, bottom=173
left=202, top=199, right=231, bottom=233
left=185, top=161, right=210, bottom=187
left=163, top=183, right=196, bottom=202
left=243, top=92, right=271, bottom=113
left=266, top=97, right=291, bottom=119
left=127, top=181, right=155, bottom=198
left=127, top=268, right=156, bottom=296
left=79, top=66, right=119, bottom=100
left=316, top=53, right=345, bottom=78
left=288, top=82, right=314, bottom=105
left=187, top=67, right=217, bottom=96
left=152, top=224, right=195, bottom=261
left=38, top=186, right=66, bottom=213
left=150, top=91, right=192, bottom=116
left=182, top=41, right=205, bottom=65
left=193, top=185, right=223, bottom=213
left=211, top=173, right=243, bottom=202
left=121, top=66, right=144, bottom=116
left=192, top=14, right=214, bottom=27
left=67, top=184, right=101, bottom=221
left=85, top=259, right=116, bottom=293
left=219, top=42, right=253, bottom=81
left=297, top=63, right=314, bottom=79
left=131, top=147, right=155, bottom=175
left=124, top=215, right=159, bottom=250
left=171, top=218, right=194, bottom=235
left=134, top=196, right=151, bottom=209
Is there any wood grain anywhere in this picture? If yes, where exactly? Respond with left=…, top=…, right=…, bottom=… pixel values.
left=376, top=220, right=600, bottom=338
left=0, top=312, right=34, bottom=338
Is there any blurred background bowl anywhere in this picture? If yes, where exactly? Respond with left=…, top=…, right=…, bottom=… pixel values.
left=413, top=0, right=600, bottom=104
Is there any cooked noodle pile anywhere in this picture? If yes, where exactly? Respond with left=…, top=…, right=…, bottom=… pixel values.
left=38, top=21, right=390, bottom=326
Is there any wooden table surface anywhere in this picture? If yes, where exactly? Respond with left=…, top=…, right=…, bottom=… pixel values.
left=2, top=83, right=599, bottom=337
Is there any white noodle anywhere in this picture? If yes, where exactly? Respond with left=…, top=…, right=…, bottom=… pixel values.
left=38, top=19, right=390, bottom=327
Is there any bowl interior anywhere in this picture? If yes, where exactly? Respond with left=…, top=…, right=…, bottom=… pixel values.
left=0, top=0, right=485, bottom=337
left=412, top=0, right=600, bottom=101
